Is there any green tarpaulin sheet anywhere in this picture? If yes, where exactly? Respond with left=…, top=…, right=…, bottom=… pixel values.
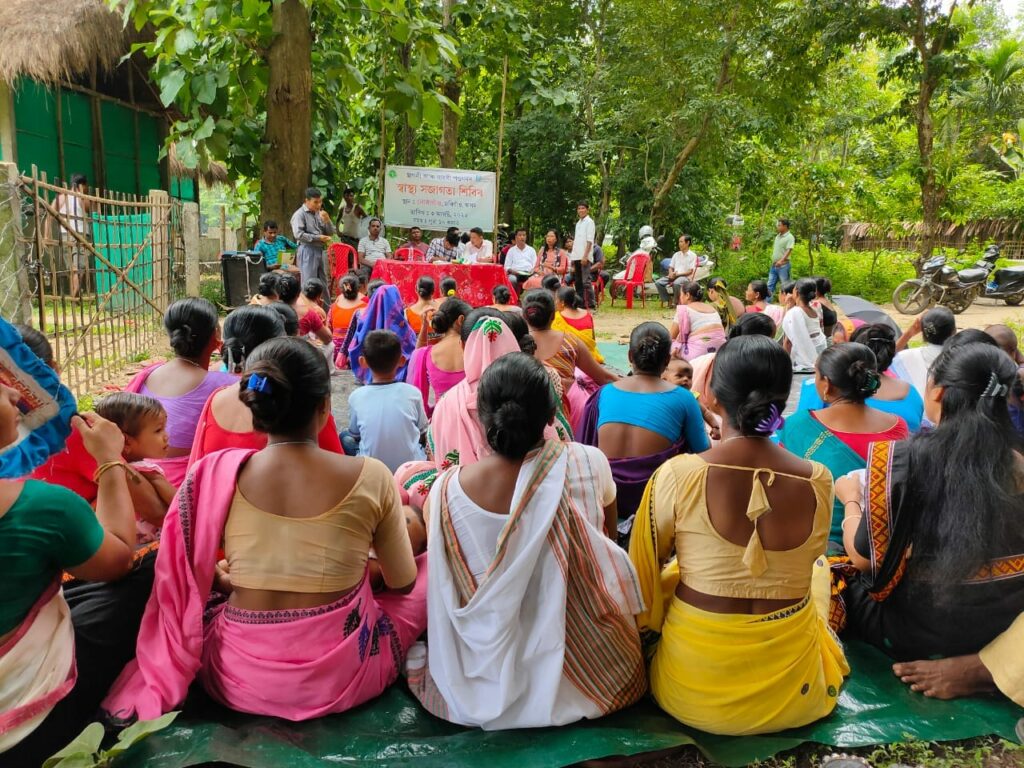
left=597, top=341, right=630, bottom=374
left=117, top=641, right=1021, bottom=768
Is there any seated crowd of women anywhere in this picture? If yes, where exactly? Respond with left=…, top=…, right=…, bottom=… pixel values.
left=2, top=270, right=1023, bottom=765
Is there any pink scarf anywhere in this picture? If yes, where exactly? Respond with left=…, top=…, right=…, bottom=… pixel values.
left=103, top=448, right=426, bottom=722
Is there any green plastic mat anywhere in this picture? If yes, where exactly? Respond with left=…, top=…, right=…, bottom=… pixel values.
left=117, top=641, right=1021, bottom=768
left=598, top=341, right=630, bottom=374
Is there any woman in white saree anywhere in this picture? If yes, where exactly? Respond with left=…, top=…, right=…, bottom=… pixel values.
left=406, top=352, right=646, bottom=729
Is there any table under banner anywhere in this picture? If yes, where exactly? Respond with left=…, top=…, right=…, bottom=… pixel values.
left=370, top=260, right=517, bottom=307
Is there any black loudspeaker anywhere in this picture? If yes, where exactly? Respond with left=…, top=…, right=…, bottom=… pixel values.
left=220, top=252, right=267, bottom=307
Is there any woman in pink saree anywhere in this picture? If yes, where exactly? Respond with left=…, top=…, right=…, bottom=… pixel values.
left=103, top=337, right=426, bottom=723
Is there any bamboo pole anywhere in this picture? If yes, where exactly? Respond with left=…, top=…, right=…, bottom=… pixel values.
left=493, top=55, right=509, bottom=236
left=377, top=51, right=387, bottom=214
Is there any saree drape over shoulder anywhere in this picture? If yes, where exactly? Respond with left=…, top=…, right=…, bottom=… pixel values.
left=844, top=440, right=1024, bottom=670
left=406, top=440, right=646, bottom=729
left=629, top=455, right=848, bottom=736
left=102, top=449, right=426, bottom=723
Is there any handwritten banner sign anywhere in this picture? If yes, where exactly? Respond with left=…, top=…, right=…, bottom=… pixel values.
left=383, top=166, right=496, bottom=232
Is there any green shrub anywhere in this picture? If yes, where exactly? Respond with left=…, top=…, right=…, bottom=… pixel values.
left=199, top=274, right=226, bottom=310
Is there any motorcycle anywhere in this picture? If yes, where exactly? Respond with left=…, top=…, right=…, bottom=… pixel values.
left=891, top=244, right=1024, bottom=315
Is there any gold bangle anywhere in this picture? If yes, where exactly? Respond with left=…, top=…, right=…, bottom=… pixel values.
left=93, top=461, right=140, bottom=484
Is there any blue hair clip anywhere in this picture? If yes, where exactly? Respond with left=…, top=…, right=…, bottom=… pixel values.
left=247, top=373, right=271, bottom=394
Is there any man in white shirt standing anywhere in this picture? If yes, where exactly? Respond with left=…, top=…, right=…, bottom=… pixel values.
left=655, top=234, right=699, bottom=306
left=462, top=227, right=494, bottom=264
left=503, top=228, right=538, bottom=292
left=569, top=201, right=596, bottom=308
left=357, top=217, right=392, bottom=274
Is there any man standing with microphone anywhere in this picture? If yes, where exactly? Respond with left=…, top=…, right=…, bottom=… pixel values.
left=290, top=187, right=335, bottom=290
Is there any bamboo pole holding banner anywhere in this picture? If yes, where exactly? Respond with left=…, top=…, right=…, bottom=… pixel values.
left=493, top=55, right=509, bottom=237
left=378, top=51, right=388, bottom=215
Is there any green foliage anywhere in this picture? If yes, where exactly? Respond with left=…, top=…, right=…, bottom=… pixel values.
left=43, top=713, right=179, bottom=768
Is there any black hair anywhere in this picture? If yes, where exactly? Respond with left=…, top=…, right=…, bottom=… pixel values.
left=629, top=322, right=671, bottom=375
left=748, top=279, right=769, bottom=302
left=344, top=187, right=355, bottom=195
left=502, top=311, right=536, bottom=354
left=304, top=187, right=322, bottom=200
left=416, top=275, right=436, bottom=300
left=541, top=230, right=560, bottom=253
left=164, top=297, right=219, bottom=359
left=440, top=277, right=458, bottom=297
left=275, top=271, right=301, bottom=304
left=794, top=278, right=818, bottom=306
left=680, top=234, right=693, bottom=245
left=816, top=342, right=881, bottom=403
left=523, top=289, right=555, bottom=330
left=907, top=342, right=1023, bottom=586
left=514, top=227, right=527, bottom=237
left=362, top=329, right=403, bottom=373
left=70, top=173, right=87, bottom=188
left=338, top=273, right=360, bottom=300
left=850, top=323, right=897, bottom=372
left=263, top=220, right=278, bottom=231
left=95, top=392, right=165, bottom=437
left=814, top=276, right=832, bottom=296
left=709, top=335, right=792, bottom=436
left=682, top=282, right=704, bottom=302
left=470, top=227, right=484, bottom=236
left=921, top=307, right=956, bottom=345
left=445, top=226, right=459, bottom=236
left=556, top=286, right=581, bottom=310
left=221, top=305, right=285, bottom=373
left=576, top=200, right=590, bottom=209
left=410, top=226, right=422, bottom=233
left=477, top=353, right=557, bottom=459
left=727, top=312, right=776, bottom=339
left=946, top=328, right=999, bottom=351
left=268, top=301, right=299, bottom=336
left=257, top=272, right=280, bottom=299
left=460, top=233, right=471, bottom=244
left=492, top=285, right=512, bottom=305
left=445, top=231, right=461, bottom=247
left=367, top=279, right=385, bottom=298
left=431, top=297, right=471, bottom=335
left=778, top=218, right=790, bottom=228
left=15, top=324, right=55, bottom=369
left=541, top=274, right=561, bottom=293
left=302, top=278, right=326, bottom=301
left=780, top=280, right=796, bottom=296
left=239, top=337, right=330, bottom=435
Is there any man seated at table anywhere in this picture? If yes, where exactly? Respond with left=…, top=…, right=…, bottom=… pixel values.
left=426, top=227, right=461, bottom=263
left=397, top=227, right=429, bottom=261
left=504, top=227, right=538, bottom=293
left=463, top=227, right=495, bottom=264
left=358, top=217, right=392, bottom=274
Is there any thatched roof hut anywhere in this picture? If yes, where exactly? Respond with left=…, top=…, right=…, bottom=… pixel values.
left=0, top=0, right=135, bottom=87
left=168, top=143, right=230, bottom=187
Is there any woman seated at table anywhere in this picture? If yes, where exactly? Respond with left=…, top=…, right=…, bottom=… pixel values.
left=407, top=297, right=471, bottom=417
left=670, top=283, right=726, bottom=360
left=406, top=276, right=439, bottom=335
left=835, top=341, right=1024, bottom=704
left=523, top=230, right=569, bottom=291
left=189, top=306, right=342, bottom=467
left=779, top=343, right=909, bottom=549
left=104, top=337, right=426, bottom=724
left=276, top=272, right=332, bottom=345
left=489, top=285, right=521, bottom=314
left=345, top=284, right=418, bottom=384
left=796, top=324, right=924, bottom=433
left=782, top=278, right=827, bottom=372
left=630, top=335, right=848, bottom=736
left=329, top=273, right=366, bottom=363
left=523, top=290, right=615, bottom=420
left=406, top=352, right=645, bottom=729
left=579, top=322, right=710, bottom=520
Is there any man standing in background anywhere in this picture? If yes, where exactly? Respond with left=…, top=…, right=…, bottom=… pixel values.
left=767, top=218, right=794, bottom=300
left=52, top=174, right=90, bottom=298
left=339, top=187, right=366, bottom=249
left=569, top=201, right=595, bottom=308
left=290, top=187, right=334, bottom=289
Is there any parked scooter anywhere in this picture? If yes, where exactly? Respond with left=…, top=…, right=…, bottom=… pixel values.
left=892, top=244, right=1024, bottom=315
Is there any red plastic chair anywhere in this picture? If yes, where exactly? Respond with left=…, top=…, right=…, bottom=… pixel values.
left=610, top=252, right=651, bottom=309
left=328, top=242, right=357, bottom=284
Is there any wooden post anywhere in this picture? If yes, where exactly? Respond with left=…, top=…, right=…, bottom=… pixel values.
left=149, top=189, right=170, bottom=310
left=0, top=163, right=31, bottom=323
left=377, top=52, right=387, bottom=215
left=493, top=55, right=509, bottom=237
left=183, top=202, right=201, bottom=296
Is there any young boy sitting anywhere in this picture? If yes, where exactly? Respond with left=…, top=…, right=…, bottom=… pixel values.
left=94, top=392, right=177, bottom=544
left=342, top=329, right=428, bottom=472
left=252, top=220, right=300, bottom=273
left=663, top=357, right=721, bottom=441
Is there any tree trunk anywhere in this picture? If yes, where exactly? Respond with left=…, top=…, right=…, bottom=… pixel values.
left=261, top=0, right=312, bottom=236
left=501, top=103, right=522, bottom=228
left=394, top=43, right=417, bottom=165
left=437, top=0, right=460, bottom=168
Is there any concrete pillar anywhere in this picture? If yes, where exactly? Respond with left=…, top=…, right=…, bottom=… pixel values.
left=0, top=162, right=31, bottom=324
left=148, top=189, right=170, bottom=311
left=183, top=202, right=200, bottom=297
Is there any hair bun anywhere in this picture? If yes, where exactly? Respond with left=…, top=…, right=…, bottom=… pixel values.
left=485, top=401, right=532, bottom=457
left=238, top=359, right=292, bottom=432
left=848, top=359, right=881, bottom=397
left=735, top=389, right=785, bottom=436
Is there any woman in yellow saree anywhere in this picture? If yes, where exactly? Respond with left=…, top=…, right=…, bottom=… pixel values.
left=629, top=335, right=848, bottom=736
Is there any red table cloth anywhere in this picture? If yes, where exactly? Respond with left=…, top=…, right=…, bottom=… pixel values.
left=370, top=260, right=518, bottom=307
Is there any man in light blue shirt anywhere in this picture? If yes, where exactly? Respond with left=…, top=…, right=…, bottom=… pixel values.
left=768, top=218, right=794, bottom=300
